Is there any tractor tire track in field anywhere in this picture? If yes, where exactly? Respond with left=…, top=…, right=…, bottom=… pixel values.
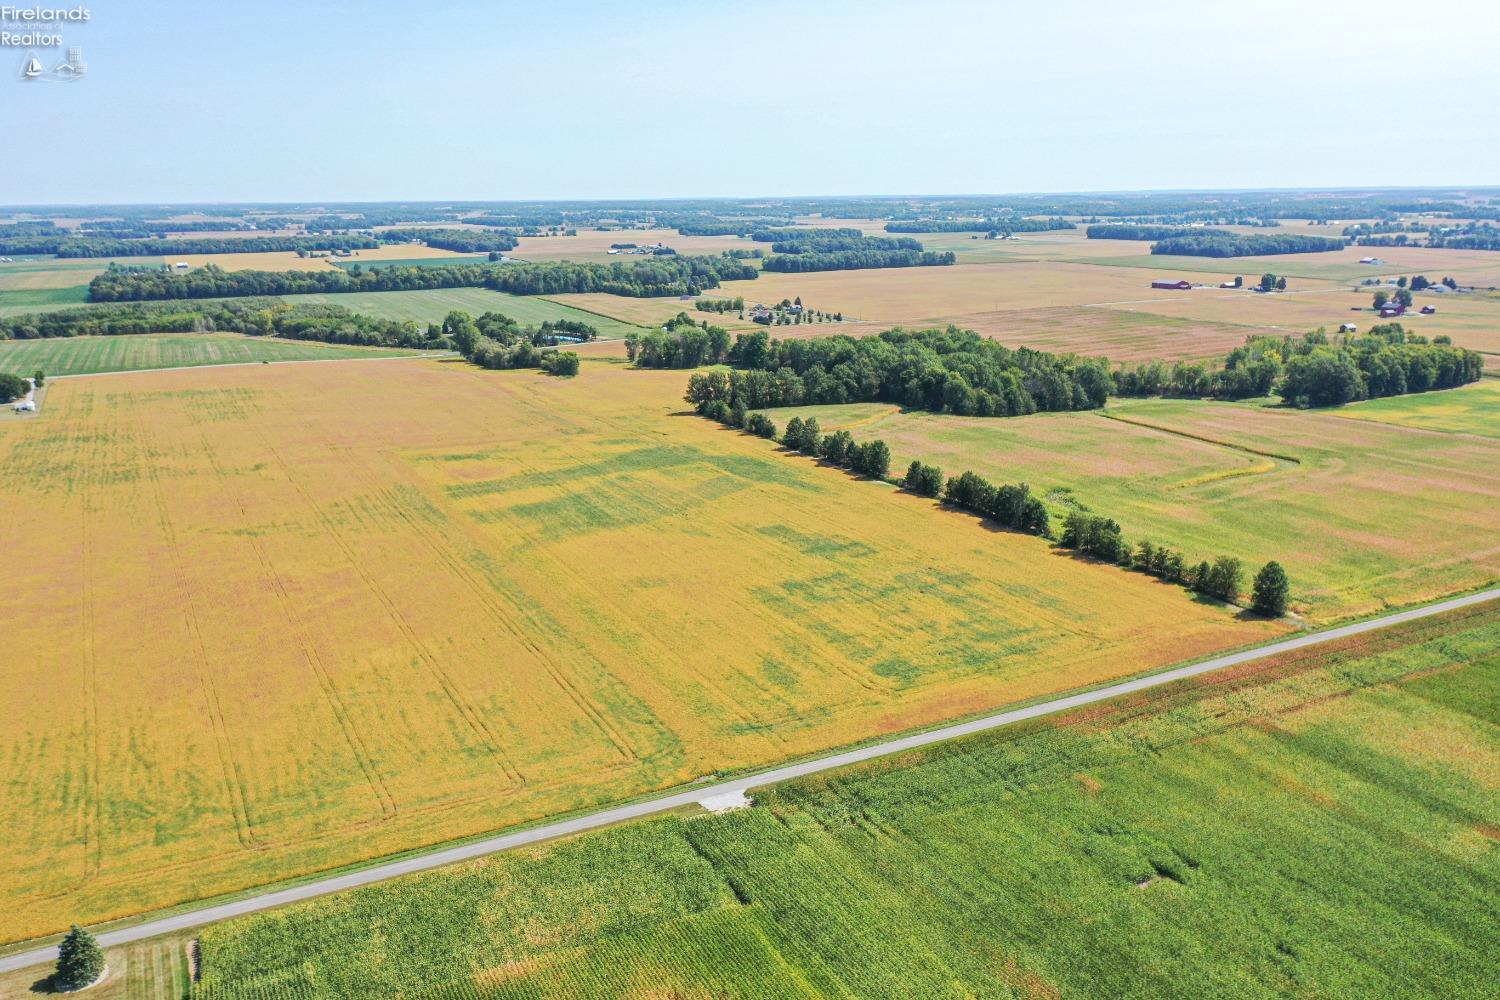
left=346, top=439, right=644, bottom=767
left=467, top=387, right=812, bottom=748
left=78, top=434, right=102, bottom=886
left=263, top=443, right=527, bottom=789
left=149, top=435, right=263, bottom=851
left=209, top=444, right=401, bottom=823
left=4, top=588, right=1491, bottom=978
left=1096, top=411, right=1303, bottom=464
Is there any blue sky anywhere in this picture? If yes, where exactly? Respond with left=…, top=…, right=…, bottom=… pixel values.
left=5, top=0, right=1496, bottom=204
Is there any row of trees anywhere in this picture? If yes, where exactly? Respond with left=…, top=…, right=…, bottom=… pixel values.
left=939, top=470, right=1050, bottom=535
left=718, top=327, right=1112, bottom=417
left=87, top=256, right=761, bottom=302
left=389, top=229, right=519, bottom=253
left=884, top=218, right=1074, bottom=233
left=675, top=220, right=791, bottom=236
left=1058, top=511, right=1288, bottom=613
left=695, top=296, right=744, bottom=313
left=683, top=381, right=1293, bottom=614
left=762, top=249, right=956, bottom=272
left=0, top=298, right=438, bottom=348
left=1150, top=233, right=1346, bottom=257
left=1114, top=325, right=1483, bottom=405
left=768, top=235, right=925, bottom=254
left=1086, top=224, right=1219, bottom=241
left=1112, top=355, right=1282, bottom=400
left=693, top=396, right=894, bottom=478
left=750, top=227, right=863, bottom=242
left=0, top=234, right=380, bottom=257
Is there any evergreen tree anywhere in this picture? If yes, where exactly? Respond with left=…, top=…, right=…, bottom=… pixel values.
left=1251, top=561, right=1290, bottom=617
left=54, top=925, right=104, bottom=991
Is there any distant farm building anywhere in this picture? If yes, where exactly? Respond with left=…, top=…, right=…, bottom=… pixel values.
left=1420, top=305, right=1437, bottom=314
left=1219, top=280, right=1238, bottom=288
left=173, top=261, right=190, bottom=270
left=1340, top=323, right=1358, bottom=333
left=1379, top=304, right=1407, bottom=318
left=1151, top=279, right=1192, bottom=290
left=1359, top=256, right=1384, bottom=265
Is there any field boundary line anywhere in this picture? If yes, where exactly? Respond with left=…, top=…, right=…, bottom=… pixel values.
left=47, top=353, right=454, bottom=380
left=1, top=587, right=1495, bottom=973
left=533, top=295, right=653, bottom=337
left=1097, top=410, right=1302, bottom=463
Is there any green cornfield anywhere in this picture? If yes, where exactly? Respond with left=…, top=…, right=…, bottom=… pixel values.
left=192, top=603, right=1500, bottom=999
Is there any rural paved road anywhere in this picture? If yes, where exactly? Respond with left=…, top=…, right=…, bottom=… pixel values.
left=2, top=587, right=1495, bottom=975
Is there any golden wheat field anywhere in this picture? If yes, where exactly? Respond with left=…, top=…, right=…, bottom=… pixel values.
left=0, top=358, right=1278, bottom=942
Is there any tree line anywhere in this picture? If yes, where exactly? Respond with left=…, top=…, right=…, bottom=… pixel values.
left=761, top=249, right=956, bottom=273
left=675, top=220, right=791, bottom=236
left=692, top=326, right=1112, bottom=418
left=1150, top=233, right=1346, bottom=257
left=695, top=296, right=744, bottom=314
left=692, top=395, right=895, bottom=479
left=682, top=385, right=1292, bottom=615
left=0, top=234, right=381, bottom=258
left=768, top=235, right=925, bottom=254
left=387, top=229, right=520, bottom=253
left=1113, top=324, right=1483, bottom=406
left=884, top=218, right=1074, bottom=233
left=86, top=256, right=760, bottom=302
left=1086, top=224, right=1227, bottom=241
left=0, top=298, right=441, bottom=348
left=1060, top=513, right=1289, bottom=614
left=750, top=227, right=863, bottom=242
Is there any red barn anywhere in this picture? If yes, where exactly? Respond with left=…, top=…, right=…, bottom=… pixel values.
left=1151, top=279, right=1192, bottom=290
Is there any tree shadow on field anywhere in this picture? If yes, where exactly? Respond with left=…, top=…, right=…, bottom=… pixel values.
left=27, top=973, right=57, bottom=994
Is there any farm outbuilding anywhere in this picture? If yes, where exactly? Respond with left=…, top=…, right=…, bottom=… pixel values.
left=1151, top=279, right=1192, bottom=290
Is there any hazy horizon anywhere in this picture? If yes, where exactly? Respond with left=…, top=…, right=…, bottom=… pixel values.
left=5, top=0, right=1497, bottom=203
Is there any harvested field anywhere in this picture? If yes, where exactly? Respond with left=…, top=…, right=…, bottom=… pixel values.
left=190, top=604, right=1500, bottom=999
left=715, top=261, right=1247, bottom=322
left=274, top=287, right=645, bottom=339
left=0, top=358, right=1275, bottom=943
left=947, top=305, right=1260, bottom=362
left=763, top=395, right=1500, bottom=621
left=507, top=228, right=751, bottom=263
left=0, top=334, right=426, bottom=377
left=164, top=244, right=474, bottom=272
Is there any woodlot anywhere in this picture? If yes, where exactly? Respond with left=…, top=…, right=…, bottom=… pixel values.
left=0, top=357, right=1278, bottom=943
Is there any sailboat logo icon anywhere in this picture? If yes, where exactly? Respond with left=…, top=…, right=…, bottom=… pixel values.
left=22, top=56, right=44, bottom=79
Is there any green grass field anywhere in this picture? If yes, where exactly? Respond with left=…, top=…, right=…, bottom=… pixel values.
left=758, top=395, right=1500, bottom=621
left=0, top=285, right=91, bottom=314
left=0, top=334, right=429, bottom=377
left=1334, top=378, right=1500, bottom=437
left=190, top=603, right=1500, bottom=999
left=276, top=288, right=646, bottom=339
